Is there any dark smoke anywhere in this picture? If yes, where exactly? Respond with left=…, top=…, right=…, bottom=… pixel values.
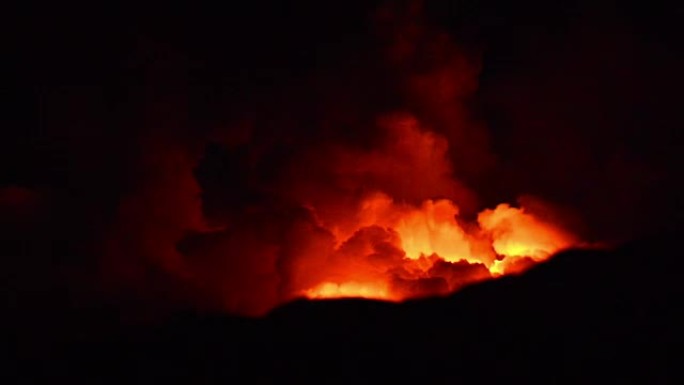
left=3, top=0, right=682, bottom=317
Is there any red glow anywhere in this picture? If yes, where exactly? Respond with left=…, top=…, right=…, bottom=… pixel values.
left=293, top=186, right=577, bottom=302
left=269, top=117, right=580, bottom=304
left=101, top=4, right=586, bottom=316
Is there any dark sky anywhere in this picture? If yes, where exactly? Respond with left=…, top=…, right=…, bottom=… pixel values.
left=3, top=0, right=683, bottom=314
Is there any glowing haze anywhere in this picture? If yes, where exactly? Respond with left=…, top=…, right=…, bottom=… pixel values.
left=294, top=115, right=577, bottom=302
left=101, top=2, right=584, bottom=316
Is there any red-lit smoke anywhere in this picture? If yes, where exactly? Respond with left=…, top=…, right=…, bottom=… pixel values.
left=101, top=2, right=583, bottom=316
left=283, top=115, right=577, bottom=302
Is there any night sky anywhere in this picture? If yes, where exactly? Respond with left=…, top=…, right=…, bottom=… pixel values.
left=0, top=0, right=684, bottom=384
left=3, top=1, right=683, bottom=381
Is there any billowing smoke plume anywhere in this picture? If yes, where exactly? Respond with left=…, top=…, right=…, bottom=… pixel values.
left=95, top=2, right=582, bottom=316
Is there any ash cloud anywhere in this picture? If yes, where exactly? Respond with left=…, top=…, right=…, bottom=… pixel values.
left=5, top=0, right=681, bottom=317
left=82, top=1, right=587, bottom=315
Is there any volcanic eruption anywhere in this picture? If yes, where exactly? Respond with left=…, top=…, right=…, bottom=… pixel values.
left=5, top=1, right=682, bottom=384
left=91, top=2, right=594, bottom=317
left=287, top=115, right=580, bottom=302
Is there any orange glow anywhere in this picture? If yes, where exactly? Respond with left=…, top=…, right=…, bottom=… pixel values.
left=305, top=281, right=395, bottom=301
left=298, top=191, right=577, bottom=302
left=478, top=203, right=575, bottom=258
left=275, top=117, right=582, bottom=305
left=99, top=4, right=588, bottom=318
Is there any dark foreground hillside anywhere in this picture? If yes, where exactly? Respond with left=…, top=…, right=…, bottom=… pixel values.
left=5, top=235, right=681, bottom=384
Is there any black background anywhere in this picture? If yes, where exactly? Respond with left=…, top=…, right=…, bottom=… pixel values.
left=3, top=0, right=683, bottom=383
